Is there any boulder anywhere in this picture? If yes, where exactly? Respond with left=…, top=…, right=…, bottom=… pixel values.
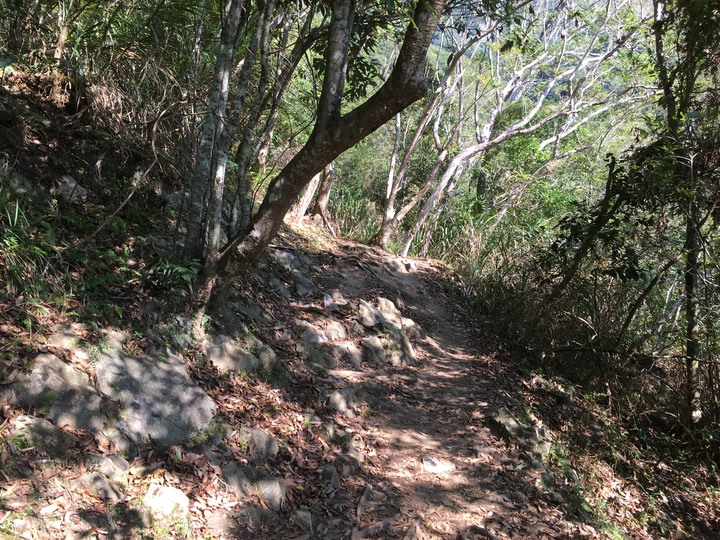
left=72, top=472, right=121, bottom=501
left=321, top=464, right=341, bottom=488
left=296, top=342, right=336, bottom=369
left=238, top=426, right=278, bottom=462
left=290, top=269, right=316, bottom=296
left=222, top=462, right=287, bottom=510
left=204, top=336, right=260, bottom=373
left=10, top=353, right=108, bottom=434
left=376, top=297, right=403, bottom=328
left=329, top=342, right=363, bottom=367
left=13, top=415, right=78, bottom=456
left=298, top=320, right=328, bottom=345
left=269, top=249, right=299, bottom=271
left=269, top=277, right=292, bottom=299
left=329, top=387, right=364, bottom=417
left=143, top=484, right=189, bottom=522
left=322, top=318, right=347, bottom=341
left=57, top=175, right=87, bottom=203
left=360, top=336, right=386, bottom=364
left=487, top=407, right=524, bottom=442
left=95, top=348, right=216, bottom=446
left=357, top=300, right=383, bottom=328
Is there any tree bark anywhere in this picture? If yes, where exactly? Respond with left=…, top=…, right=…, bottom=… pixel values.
left=312, top=163, right=335, bottom=217
left=205, top=0, right=446, bottom=311
left=184, top=0, right=247, bottom=261
left=684, top=169, right=702, bottom=424
left=291, top=171, right=322, bottom=219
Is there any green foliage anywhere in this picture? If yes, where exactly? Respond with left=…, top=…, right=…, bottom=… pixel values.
left=144, top=258, right=202, bottom=297
left=0, top=184, right=70, bottom=307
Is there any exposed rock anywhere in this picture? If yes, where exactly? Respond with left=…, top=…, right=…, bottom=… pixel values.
left=298, top=320, right=328, bottom=345
left=221, top=462, right=287, bottom=510
left=162, top=190, right=188, bottom=211
left=401, top=317, right=424, bottom=339
left=222, top=462, right=256, bottom=496
left=204, top=336, right=260, bottom=373
left=329, top=342, right=363, bottom=367
left=230, top=297, right=270, bottom=324
left=376, top=297, right=403, bottom=328
left=486, top=407, right=553, bottom=458
left=5, top=171, right=39, bottom=197
left=95, top=348, right=216, bottom=446
left=487, top=407, right=524, bottom=442
left=238, top=426, right=278, bottom=462
left=269, top=276, right=292, bottom=299
left=323, top=289, right=349, bottom=310
left=10, top=354, right=109, bottom=434
left=361, top=332, right=414, bottom=366
left=204, top=509, right=236, bottom=538
left=162, top=315, right=195, bottom=350
left=421, top=456, right=456, bottom=474
left=9, top=515, right=43, bottom=540
left=334, top=454, right=361, bottom=476
left=532, top=425, right=553, bottom=458
left=322, top=318, right=347, bottom=341
left=319, top=422, right=349, bottom=445
left=329, top=387, right=365, bottom=417
left=358, top=300, right=383, bottom=328
left=360, top=336, right=386, bottom=364
left=57, top=175, right=87, bottom=203
left=293, top=509, right=313, bottom=533
left=235, top=506, right=275, bottom=526
left=382, top=256, right=407, bottom=273
left=296, top=342, right=336, bottom=369
left=256, top=476, right=287, bottom=510
left=269, top=249, right=299, bottom=271
left=73, top=472, right=121, bottom=501
left=85, top=454, right=130, bottom=483
left=241, top=333, right=278, bottom=372
left=142, top=484, right=189, bottom=522
left=13, top=415, right=78, bottom=456
left=321, top=464, right=341, bottom=488
left=346, top=434, right=365, bottom=462
left=46, top=323, right=87, bottom=349
left=101, top=328, right=130, bottom=350
left=290, top=269, right=316, bottom=296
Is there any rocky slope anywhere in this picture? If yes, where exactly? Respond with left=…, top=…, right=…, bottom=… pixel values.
left=0, top=222, right=645, bottom=540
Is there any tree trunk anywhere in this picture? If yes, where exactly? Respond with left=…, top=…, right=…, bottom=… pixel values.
left=184, top=0, right=247, bottom=261
left=230, top=5, right=315, bottom=234
left=205, top=0, right=446, bottom=311
left=291, top=171, right=322, bottom=219
left=684, top=177, right=702, bottom=424
left=312, top=163, right=335, bottom=217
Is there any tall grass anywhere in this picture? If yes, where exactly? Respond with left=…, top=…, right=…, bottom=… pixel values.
left=0, top=182, right=73, bottom=321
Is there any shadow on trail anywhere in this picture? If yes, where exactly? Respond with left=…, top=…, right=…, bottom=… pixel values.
left=225, top=235, right=597, bottom=539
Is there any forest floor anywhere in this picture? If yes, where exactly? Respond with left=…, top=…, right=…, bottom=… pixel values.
left=1, top=74, right=719, bottom=539
left=1, top=220, right=717, bottom=539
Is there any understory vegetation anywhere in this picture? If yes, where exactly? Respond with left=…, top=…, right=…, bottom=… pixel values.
left=1, top=0, right=719, bottom=537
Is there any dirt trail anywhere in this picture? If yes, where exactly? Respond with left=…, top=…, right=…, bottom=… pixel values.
left=295, top=237, right=597, bottom=539
left=0, top=230, right=603, bottom=540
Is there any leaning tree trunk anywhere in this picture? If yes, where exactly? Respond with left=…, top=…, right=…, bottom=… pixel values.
left=203, top=0, right=446, bottom=314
